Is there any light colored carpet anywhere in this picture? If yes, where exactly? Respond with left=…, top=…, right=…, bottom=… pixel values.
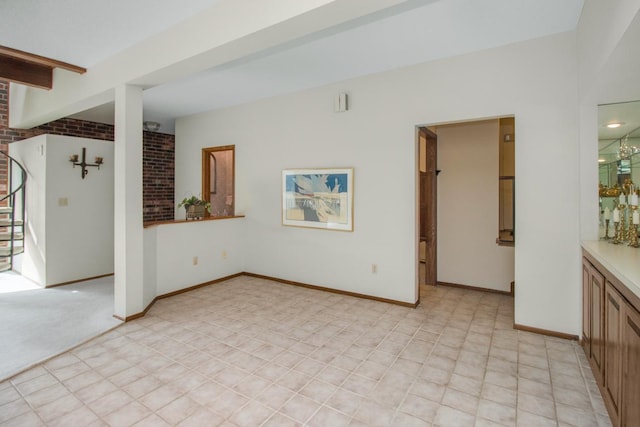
left=0, top=274, right=121, bottom=381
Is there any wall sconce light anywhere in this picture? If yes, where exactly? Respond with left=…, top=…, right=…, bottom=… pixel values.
left=143, top=121, right=161, bottom=132
left=70, top=147, right=103, bottom=179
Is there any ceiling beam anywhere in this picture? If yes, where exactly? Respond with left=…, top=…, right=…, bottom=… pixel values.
left=0, top=45, right=86, bottom=74
left=0, top=53, right=53, bottom=89
left=0, top=45, right=86, bottom=90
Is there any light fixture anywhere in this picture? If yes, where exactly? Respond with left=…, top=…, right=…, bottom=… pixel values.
left=143, top=121, right=161, bottom=132
left=70, top=147, right=103, bottom=179
left=617, top=134, right=638, bottom=159
left=607, top=122, right=624, bottom=129
left=598, top=158, right=606, bottom=163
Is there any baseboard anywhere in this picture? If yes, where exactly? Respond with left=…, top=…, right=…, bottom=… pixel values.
left=47, top=273, right=114, bottom=288
left=156, top=273, right=244, bottom=301
left=113, top=273, right=244, bottom=322
left=243, top=272, right=419, bottom=308
left=513, top=323, right=579, bottom=341
left=115, top=272, right=418, bottom=322
left=437, top=281, right=513, bottom=296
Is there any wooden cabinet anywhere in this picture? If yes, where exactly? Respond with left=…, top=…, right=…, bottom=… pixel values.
left=582, top=252, right=640, bottom=427
left=582, top=258, right=605, bottom=383
left=583, top=261, right=590, bottom=353
left=591, top=267, right=605, bottom=382
left=622, top=304, right=640, bottom=427
left=605, top=281, right=623, bottom=427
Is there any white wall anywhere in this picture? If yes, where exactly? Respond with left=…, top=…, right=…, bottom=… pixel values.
left=149, top=218, right=246, bottom=296
left=10, top=135, right=47, bottom=284
left=10, top=135, right=114, bottom=286
left=177, top=31, right=581, bottom=332
left=437, top=120, right=514, bottom=292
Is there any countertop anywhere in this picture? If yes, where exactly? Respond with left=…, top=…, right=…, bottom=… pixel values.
left=582, top=240, right=640, bottom=302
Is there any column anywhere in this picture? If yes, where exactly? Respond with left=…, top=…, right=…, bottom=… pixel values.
left=113, top=84, right=144, bottom=319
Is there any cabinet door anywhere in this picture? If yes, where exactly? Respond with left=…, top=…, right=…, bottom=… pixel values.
left=622, top=304, right=640, bottom=427
left=605, top=282, right=622, bottom=426
left=582, top=259, right=591, bottom=354
left=590, top=265, right=605, bottom=383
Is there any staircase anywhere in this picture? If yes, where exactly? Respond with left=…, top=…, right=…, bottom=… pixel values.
left=0, top=151, right=26, bottom=272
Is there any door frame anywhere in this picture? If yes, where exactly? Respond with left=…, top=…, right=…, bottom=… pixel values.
left=418, top=127, right=437, bottom=294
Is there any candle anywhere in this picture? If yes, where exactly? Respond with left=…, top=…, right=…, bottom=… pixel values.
left=631, top=194, right=638, bottom=206
left=634, top=211, right=639, bottom=225
left=613, top=208, right=620, bottom=222
left=604, top=207, right=611, bottom=220
left=620, top=193, right=626, bottom=205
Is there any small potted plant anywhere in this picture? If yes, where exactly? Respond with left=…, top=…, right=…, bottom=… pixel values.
left=178, top=195, right=211, bottom=220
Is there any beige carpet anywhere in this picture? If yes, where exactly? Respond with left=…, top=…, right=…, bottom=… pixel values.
left=0, top=274, right=121, bottom=381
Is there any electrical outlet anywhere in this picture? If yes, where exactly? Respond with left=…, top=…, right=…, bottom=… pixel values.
left=193, top=256, right=198, bottom=265
left=372, top=264, right=378, bottom=274
left=221, top=250, right=228, bottom=260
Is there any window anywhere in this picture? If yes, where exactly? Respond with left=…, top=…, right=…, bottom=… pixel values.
left=202, top=145, right=235, bottom=216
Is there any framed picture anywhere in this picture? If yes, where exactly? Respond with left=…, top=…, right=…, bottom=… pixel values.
left=282, top=168, right=354, bottom=231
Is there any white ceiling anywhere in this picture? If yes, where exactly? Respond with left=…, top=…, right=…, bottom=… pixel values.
left=0, top=0, right=223, bottom=67
left=1, top=0, right=585, bottom=134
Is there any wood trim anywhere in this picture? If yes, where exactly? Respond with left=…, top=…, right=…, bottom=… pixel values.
left=113, top=311, right=146, bottom=322
left=0, top=53, right=53, bottom=89
left=46, top=273, right=114, bottom=288
left=243, top=272, right=419, bottom=308
left=513, top=323, right=579, bottom=341
left=114, top=273, right=244, bottom=322
left=156, top=273, right=244, bottom=300
left=143, top=215, right=245, bottom=228
left=114, top=297, right=159, bottom=322
left=437, top=281, right=513, bottom=296
left=0, top=45, right=86, bottom=74
left=113, top=272, right=419, bottom=322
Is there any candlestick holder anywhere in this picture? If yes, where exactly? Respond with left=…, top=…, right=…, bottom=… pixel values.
left=629, top=205, right=639, bottom=246
left=612, top=220, right=622, bottom=244
left=614, top=204, right=627, bottom=243
left=629, top=223, right=639, bottom=248
left=629, top=205, right=637, bottom=239
left=603, top=219, right=611, bottom=240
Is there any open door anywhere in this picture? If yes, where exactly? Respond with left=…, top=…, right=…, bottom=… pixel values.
left=420, top=128, right=437, bottom=286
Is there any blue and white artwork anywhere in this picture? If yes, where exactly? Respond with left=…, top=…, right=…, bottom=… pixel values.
left=282, top=168, right=353, bottom=231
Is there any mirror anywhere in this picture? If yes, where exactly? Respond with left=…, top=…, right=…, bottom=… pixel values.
left=598, top=101, right=640, bottom=189
left=598, top=100, right=640, bottom=236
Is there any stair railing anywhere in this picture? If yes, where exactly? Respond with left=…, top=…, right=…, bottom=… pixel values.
left=0, top=150, right=27, bottom=269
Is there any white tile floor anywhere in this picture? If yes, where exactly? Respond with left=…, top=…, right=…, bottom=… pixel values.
left=0, top=276, right=611, bottom=426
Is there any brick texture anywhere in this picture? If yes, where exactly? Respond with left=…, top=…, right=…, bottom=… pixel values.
left=0, top=80, right=175, bottom=222
left=143, top=131, right=176, bottom=222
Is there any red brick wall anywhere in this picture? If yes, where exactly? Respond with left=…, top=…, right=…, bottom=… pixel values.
left=143, top=131, right=175, bottom=222
left=0, top=80, right=175, bottom=222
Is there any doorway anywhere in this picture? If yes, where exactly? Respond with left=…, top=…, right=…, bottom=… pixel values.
left=418, top=118, right=515, bottom=295
left=419, top=127, right=437, bottom=286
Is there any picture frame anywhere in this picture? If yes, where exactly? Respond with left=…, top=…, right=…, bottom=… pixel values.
left=282, top=168, right=354, bottom=231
